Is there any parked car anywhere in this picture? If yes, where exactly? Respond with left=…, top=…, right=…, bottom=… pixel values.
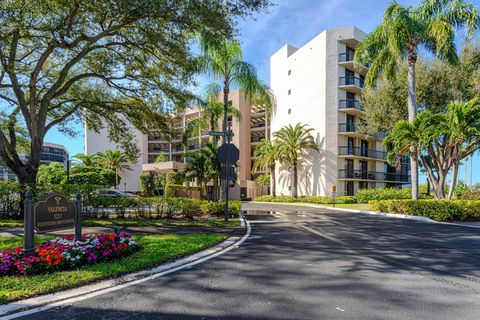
left=97, top=189, right=136, bottom=198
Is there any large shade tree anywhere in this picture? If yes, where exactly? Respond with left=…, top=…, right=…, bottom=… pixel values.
left=355, top=0, right=480, bottom=200
left=273, top=123, right=318, bottom=198
left=0, top=0, right=269, bottom=187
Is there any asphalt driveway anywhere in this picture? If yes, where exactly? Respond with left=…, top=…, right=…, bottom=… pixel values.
left=10, top=202, right=480, bottom=320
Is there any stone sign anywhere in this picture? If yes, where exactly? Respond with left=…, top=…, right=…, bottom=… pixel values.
left=34, top=194, right=76, bottom=233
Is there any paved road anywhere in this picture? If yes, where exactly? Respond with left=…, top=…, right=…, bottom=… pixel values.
left=12, top=203, right=480, bottom=320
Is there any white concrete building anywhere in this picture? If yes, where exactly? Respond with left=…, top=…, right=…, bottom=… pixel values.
left=270, top=26, right=409, bottom=196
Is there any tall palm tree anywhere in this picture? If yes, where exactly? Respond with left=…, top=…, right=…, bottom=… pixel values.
left=72, top=153, right=99, bottom=167
left=355, top=0, right=479, bottom=200
left=202, top=142, right=222, bottom=201
left=98, top=150, right=132, bottom=189
left=253, top=139, right=278, bottom=197
left=196, top=36, right=266, bottom=142
left=273, top=124, right=319, bottom=198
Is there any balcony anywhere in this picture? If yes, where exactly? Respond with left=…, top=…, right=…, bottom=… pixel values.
left=339, top=76, right=364, bottom=94
left=338, top=53, right=371, bottom=74
left=338, top=169, right=410, bottom=183
left=338, top=123, right=359, bottom=133
left=338, top=146, right=387, bottom=161
left=339, top=99, right=364, bottom=114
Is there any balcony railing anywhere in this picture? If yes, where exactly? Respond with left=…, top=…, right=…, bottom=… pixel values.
left=339, top=76, right=364, bottom=88
left=339, top=99, right=363, bottom=111
left=339, top=146, right=387, bottom=160
left=339, top=52, right=355, bottom=62
left=338, top=53, right=372, bottom=68
left=338, top=169, right=410, bottom=183
left=339, top=123, right=358, bottom=133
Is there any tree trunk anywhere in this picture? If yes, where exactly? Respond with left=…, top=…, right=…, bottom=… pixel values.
left=447, top=163, right=460, bottom=200
left=270, top=165, right=276, bottom=197
left=221, top=84, right=230, bottom=201
left=407, top=56, right=418, bottom=200
left=292, top=162, right=298, bottom=198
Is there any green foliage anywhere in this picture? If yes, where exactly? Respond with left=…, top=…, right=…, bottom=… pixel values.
left=255, top=174, right=270, bottom=187
left=0, top=181, right=21, bottom=217
left=164, top=184, right=204, bottom=199
left=154, top=153, right=169, bottom=163
left=355, top=188, right=431, bottom=203
left=176, top=199, right=202, bottom=219
left=459, top=192, right=480, bottom=200
left=370, top=200, right=480, bottom=221
left=66, top=169, right=117, bottom=187
left=37, top=163, right=67, bottom=185
left=254, top=195, right=357, bottom=205
left=139, top=173, right=156, bottom=196
left=0, top=0, right=270, bottom=185
left=166, top=172, right=185, bottom=186
left=200, top=201, right=241, bottom=217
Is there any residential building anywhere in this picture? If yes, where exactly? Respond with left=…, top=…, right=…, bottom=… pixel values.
left=0, top=142, right=69, bottom=181
left=85, top=90, right=268, bottom=199
left=270, top=26, right=409, bottom=196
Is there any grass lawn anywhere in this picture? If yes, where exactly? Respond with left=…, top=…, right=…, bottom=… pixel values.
left=0, top=233, right=227, bottom=304
left=0, top=217, right=240, bottom=228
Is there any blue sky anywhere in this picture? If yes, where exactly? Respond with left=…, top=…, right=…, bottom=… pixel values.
left=45, top=0, right=480, bottom=184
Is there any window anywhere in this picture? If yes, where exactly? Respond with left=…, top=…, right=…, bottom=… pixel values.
left=288, top=109, right=291, bottom=115
left=288, top=89, right=291, bottom=95
left=288, top=70, right=291, bottom=76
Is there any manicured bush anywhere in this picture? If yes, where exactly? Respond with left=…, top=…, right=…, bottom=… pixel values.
left=176, top=198, right=202, bottom=219
left=356, top=188, right=432, bottom=203
left=0, top=233, right=137, bottom=276
left=370, top=200, right=480, bottom=221
left=254, top=195, right=357, bottom=204
left=139, top=173, right=156, bottom=196
left=459, top=192, right=480, bottom=200
left=164, top=184, right=204, bottom=199
left=200, top=201, right=242, bottom=217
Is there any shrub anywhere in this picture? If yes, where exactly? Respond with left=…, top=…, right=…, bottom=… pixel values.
left=200, top=201, right=241, bottom=217
left=176, top=198, right=202, bottom=219
left=356, top=188, right=433, bottom=203
left=370, top=200, right=480, bottom=221
left=165, top=172, right=184, bottom=185
left=254, top=195, right=357, bottom=205
left=139, top=173, right=156, bottom=196
left=459, top=192, right=480, bottom=200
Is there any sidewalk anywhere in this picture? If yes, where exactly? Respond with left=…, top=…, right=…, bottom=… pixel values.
left=0, top=225, right=244, bottom=238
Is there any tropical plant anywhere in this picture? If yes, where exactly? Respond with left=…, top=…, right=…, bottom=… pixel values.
left=273, top=123, right=319, bottom=198
left=253, top=139, right=278, bottom=196
left=97, top=150, right=132, bottom=189
left=355, top=0, right=480, bottom=200
left=36, top=162, right=67, bottom=185
left=184, top=151, right=209, bottom=196
left=196, top=36, right=268, bottom=143
left=72, top=153, right=100, bottom=167
left=385, top=98, right=480, bottom=200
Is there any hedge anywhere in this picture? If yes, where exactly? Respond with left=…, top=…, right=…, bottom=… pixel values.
left=254, top=195, right=357, bottom=204
left=369, top=200, right=480, bottom=221
left=200, top=201, right=242, bottom=217
left=356, top=188, right=433, bottom=203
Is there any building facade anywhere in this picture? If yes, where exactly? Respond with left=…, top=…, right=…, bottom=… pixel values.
left=85, top=90, right=268, bottom=199
left=270, top=26, right=409, bottom=196
left=0, top=142, right=69, bottom=181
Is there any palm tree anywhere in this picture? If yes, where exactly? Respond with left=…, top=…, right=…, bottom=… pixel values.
left=273, top=124, right=319, bottom=198
left=182, top=94, right=242, bottom=148
left=201, top=142, right=222, bottom=201
left=184, top=151, right=209, bottom=197
left=253, top=139, right=278, bottom=197
left=355, top=0, right=479, bottom=200
left=196, top=36, right=266, bottom=142
left=72, top=153, right=99, bottom=167
left=98, top=150, right=132, bottom=189
left=444, top=98, right=480, bottom=198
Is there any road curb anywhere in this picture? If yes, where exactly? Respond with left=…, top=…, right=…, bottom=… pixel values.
left=250, top=201, right=436, bottom=223
left=0, top=216, right=251, bottom=319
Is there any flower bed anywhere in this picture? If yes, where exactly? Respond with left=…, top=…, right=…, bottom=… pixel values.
left=0, top=233, right=137, bottom=276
